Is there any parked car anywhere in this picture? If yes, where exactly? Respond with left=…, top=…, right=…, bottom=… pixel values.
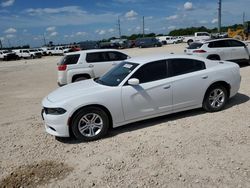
left=57, top=49, right=130, bottom=86
left=13, top=49, right=31, bottom=59
left=184, top=38, right=250, bottom=64
left=42, top=54, right=241, bottom=141
left=135, top=38, right=162, bottom=48
left=157, top=36, right=179, bottom=45
left=47, top=46, right=69, bottom=56
left=183, top=32, right=211, bottom=45
left=0, top=50, right=19, bottom=61
left=28, top=49, right=42, bottom=58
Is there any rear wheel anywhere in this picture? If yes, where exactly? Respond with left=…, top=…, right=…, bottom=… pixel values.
left=74, top=76, right=88, bottom=82
left=187, top=40, right=193, bottom=46
left=203, top=85, right=228, bottom=112
left=71, top=107, right=109, bottom=141
left=207, top=55, right=220, bottom=60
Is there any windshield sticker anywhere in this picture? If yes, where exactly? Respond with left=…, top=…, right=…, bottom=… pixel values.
left=123, top=64, right=133, bottom=69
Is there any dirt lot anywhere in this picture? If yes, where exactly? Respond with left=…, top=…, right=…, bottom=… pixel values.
left=0, top=43, right=250, bottom=188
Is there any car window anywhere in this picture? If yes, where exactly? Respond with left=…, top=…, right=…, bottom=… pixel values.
left=86, top=52, right=108, bottom=63
left=208, top=40, right=229, bottom=48
left=59, top=54, right=80, bottom=65
left=96, top=61, right=138, bottom=86
left=131, top=60, right=167, bottom=84
left=187, top=43, right=203, bottom=49
left=107, top=52, right=127, bottom=61
left=168, top=58, right=206, bottom=77
left=228, top=40, right=245, bottom=47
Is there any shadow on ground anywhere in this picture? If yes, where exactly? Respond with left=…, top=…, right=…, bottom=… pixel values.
left=56, top=93, right=249, bottom=144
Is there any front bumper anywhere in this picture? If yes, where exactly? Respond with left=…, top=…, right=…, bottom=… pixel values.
left=41, top=108, right=70, bottom=137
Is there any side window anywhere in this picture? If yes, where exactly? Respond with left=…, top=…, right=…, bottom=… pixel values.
left=86, top=52, right=107, bottom=63
left=107, top=52, right=127, bottom=61
left=131, top=60, right=167, bottom=83
left=60, top=54, right=80, bottom=65
left=208, top=40, right=229, bottom=48
left=168, top=59, right=206, bottom=77
left=228, top=40, right=245, bottom=47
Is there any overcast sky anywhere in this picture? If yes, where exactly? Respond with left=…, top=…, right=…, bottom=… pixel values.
left=0, top=0, right=249, bottom=47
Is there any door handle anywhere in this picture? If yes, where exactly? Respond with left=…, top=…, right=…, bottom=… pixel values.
left=202, top=75, right=208, bottom=79
left=163, top=85, right=171, bottom=89
left=88, top=64, right=94, bottom=68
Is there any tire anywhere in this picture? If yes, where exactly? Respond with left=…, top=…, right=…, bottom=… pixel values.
left=203, top=85, right=228, bottom=112
left=207, top=55, right=220, bottom=60
left=187, top=40, right=193, bottom=46
left=71, top=107, right=109, bottom=141
left=49, top=52, right=52, bottom=56
left=74, top=77, right=88, bottom=82
left=31, top=55, right=35, bottom=59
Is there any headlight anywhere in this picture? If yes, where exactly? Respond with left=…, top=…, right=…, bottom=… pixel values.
left=44, top=107, right=66, bottom=115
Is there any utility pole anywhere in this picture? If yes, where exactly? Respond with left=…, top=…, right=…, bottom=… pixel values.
left=218, top=0, right=222, bottom=33
left=243, top=12, right=245, bottom=25
left=43, top=33, right=47, bottom=46
left=7, top=39, right=11, bottom=48
left=0, top=39, right=2, bottom=49
left=118, top=17, right=121, bottom=39
left=142, top=16, right=145, bottom=37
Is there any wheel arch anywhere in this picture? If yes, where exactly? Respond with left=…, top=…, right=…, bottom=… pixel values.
left=72, top=74, right=91, bottom=82
left=207, top=54, right=221, bottom=60
left=203, top=81, right=231, bottom=102
left=68, top=104, right=113, bottom=134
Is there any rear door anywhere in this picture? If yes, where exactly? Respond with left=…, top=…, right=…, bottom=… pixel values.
left=85, top=52, right=113, bottom=77
left=227, top=39, right=249, bottom=60
left=106, top=51, right=128, bottom=67
left=207, top=40, right=231, bottom=60
left=168, top=58, right=208, bottom=110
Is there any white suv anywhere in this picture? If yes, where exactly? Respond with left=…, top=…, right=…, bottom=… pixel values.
left=185, top=38, right=250, bottom=64
left=57, top=49, right=130, bottom=86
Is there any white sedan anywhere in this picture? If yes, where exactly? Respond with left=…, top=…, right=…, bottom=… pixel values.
left=42, top=54, right=241, bottom=141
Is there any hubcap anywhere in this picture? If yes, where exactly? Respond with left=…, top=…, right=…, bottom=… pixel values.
left=78, top=113, right=103, bottom=137
left=208, top=88, right=225, bottom=108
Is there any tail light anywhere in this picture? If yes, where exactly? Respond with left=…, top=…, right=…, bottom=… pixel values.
left=193, top=50, right=207, bottom=53
left=58, top=64, right=67, bottom=71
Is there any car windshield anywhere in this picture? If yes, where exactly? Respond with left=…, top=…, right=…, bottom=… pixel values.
left=95, top=61, right=138, bottom=86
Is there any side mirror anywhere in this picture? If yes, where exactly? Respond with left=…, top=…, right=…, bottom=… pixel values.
left=128, top=78, right=139, bottom=86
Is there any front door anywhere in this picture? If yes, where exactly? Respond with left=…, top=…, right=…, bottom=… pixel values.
left=122, top=60, right=172, bottom=121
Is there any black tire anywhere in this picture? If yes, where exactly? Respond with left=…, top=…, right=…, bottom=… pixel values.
left=207, top=55, right=220, bottom=61
left=31, top=55, right=35, bottom=59
left=187, top=40, right=193, bottom=46
left=74, top=77, right=88, bottom=82
left=203, top=85, right=228, bottom=112
left=71, top=107, right=109, bottom=141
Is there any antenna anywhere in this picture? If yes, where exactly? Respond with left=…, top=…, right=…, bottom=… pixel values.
left=218, top=0, right=222, bottom=33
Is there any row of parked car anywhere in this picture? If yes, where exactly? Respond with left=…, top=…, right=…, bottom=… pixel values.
left=0, top=45, right=82, bottom=61
left=41, top=37, right=245, bottom=141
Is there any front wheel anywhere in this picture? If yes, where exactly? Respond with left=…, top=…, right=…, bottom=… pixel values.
left=203, top=85, right=228, bottom=112
left=71, top=107, right=109, bottom=141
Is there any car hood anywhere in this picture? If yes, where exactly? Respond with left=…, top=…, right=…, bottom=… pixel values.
left=47, top=79, right=107, bottom=103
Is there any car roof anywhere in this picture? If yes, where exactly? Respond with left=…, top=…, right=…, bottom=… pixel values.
left=127, top=53, right=208, bottom=65
left=66, top=49, right=123, bottom=55
left=200, top=38, right=241, bottom=44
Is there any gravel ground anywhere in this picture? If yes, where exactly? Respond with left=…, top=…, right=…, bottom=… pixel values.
left=0, top=44, right=250, bottom=188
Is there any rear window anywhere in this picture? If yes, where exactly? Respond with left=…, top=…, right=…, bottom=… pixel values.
left=59, top=54, right=80, bottom=65
left=187, top=43, right=203, bottom=49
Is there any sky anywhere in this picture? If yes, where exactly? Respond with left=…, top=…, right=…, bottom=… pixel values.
left=0, top=0, right=249, bottom=47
